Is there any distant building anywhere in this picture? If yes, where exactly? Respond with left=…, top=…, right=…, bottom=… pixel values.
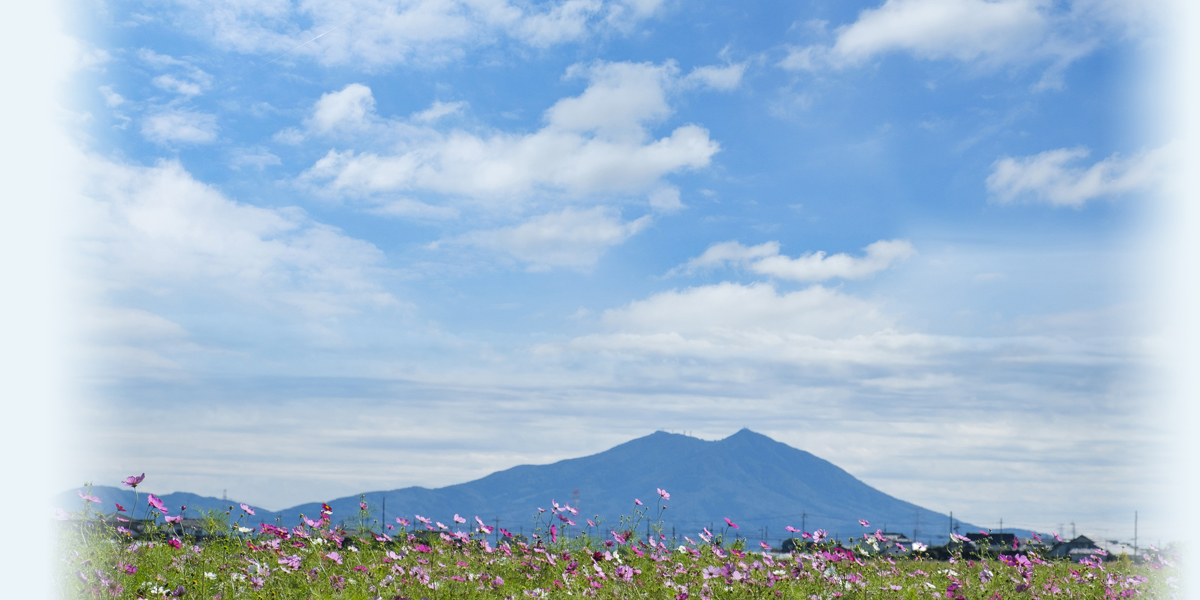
left=1047, top=536, right=1102, bottom=561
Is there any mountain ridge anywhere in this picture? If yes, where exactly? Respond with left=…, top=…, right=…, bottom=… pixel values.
left=59, top=429, right=1013, bottom=544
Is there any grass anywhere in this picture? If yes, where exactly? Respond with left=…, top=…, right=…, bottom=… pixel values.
left=57, top=483, right=1178, bottom=599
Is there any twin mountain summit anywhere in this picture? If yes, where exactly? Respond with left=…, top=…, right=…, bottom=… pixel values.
left=64, top=429, right=1001, bottom=544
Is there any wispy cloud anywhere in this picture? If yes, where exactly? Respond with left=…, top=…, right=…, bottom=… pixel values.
left=172, top=0, right=669, bottom=68
left=452, top=206, right=652, bottom=270
left=679, top=239, right=916, bottom=281
left=987, top=145, right=1169, bottom=206
left=141, top=109, right=218, bottom=144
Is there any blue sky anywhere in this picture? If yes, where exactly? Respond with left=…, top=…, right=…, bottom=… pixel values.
left=62, top=0, right=1174, bottom=542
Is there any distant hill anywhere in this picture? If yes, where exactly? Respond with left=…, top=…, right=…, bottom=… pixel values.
left=58, top=429, right=1021, bottom=545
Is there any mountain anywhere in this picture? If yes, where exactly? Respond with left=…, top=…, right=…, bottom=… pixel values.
left=58, top=430, right=1008, bottom=545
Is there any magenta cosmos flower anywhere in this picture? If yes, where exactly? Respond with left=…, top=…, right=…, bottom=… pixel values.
left=147, top=494, right=167, bottom=513
left=724, top=517, right=739, bottom=529
left=122, top=474, right=145, bottom=488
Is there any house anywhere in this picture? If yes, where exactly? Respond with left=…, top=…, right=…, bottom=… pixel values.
left=1048, top=535, right=1103, bottom=561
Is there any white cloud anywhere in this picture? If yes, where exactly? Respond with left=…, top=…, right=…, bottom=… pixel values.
left=141, top=109, right=219, bottom=144
left=412, top=100, right=467, bottom=123
left=779, top=0, right=1112, bottom=84
left=230, top=147, right=282, bottom=170
left=152, top=74, right=207, bottom=97
left=298, top=62, right=721, bottom=202
left=310, top=83, right=377, bottom=134
left=139, top=48, right=213, bottom=97
left=683, top=62, right=747, bottom=91
left=549, top=282, right=938, bottom=367
left=77, top=156, right=397, bottom=317
left=458, top=206, right=651, bottom=269
left=98, top=85, right=124, bottom=107
left=365, top=198, right=459, bottom=220
left=986, top=145, right=1169, bottom=206
left=833, top=0, right=1049, bottom=64
left=681, top=239, right=916, bottom=281
left=648, top=186, right=684, bottom=213
left=175, top=0, right=669, bottom=68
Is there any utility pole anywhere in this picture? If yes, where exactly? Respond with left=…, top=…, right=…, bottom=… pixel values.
left=1134, top=512, right=1138, bottom=556
left=382, top=497, right=386, bottom=533
left=1000, top=518, right=1003, bottom=535
left=494, top=517, right=501, bottom=546
left=1071, top=522, right=1076, bottom=538
left=802, top=513, right=807, bottom=534
left=949, top=511, right=953, bottom=540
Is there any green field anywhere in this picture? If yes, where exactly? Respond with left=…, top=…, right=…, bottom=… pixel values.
left=59, top=486, right=1177, bottom=599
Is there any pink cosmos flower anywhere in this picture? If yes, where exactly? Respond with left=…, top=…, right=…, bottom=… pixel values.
left=167, top=539, right=182, bottom=549
left=54, top=508, right=71, bottom=521
left=634, top=499, right=643, bottom=506
left=912, top=541, right=928, bottom=552
left=360, top=502, right=368, bottom=511
left=436, top=522, right=447, bottom=530
left=240, top=503, right=255, bottom=516
left=165, top=515, right=182, bottom=524
left=813, top=529, right=828, bottom=542
left=759, top=541, right=771, bottom=550
left=724, top=518, right=739, bottom=530
left=122, top=474, right=145, bottom=488
left=115, top=503, right=127, bottom=512
left=657, top=488, right=670, bottom=501
left=117, top=516, right=129, bottom=523
left=785, top=526, right=799, bottom=533
left=325, top=551, right=342, bottom=565
left=414, top=514, right=430, bottom=524
left=1053, top=531, right=1063, bottom=542
left=587, top=519, right=596, bottom=527
left=116, top=526, right=131, bottom=535
left=454, top=514, right=466, bottom=524
left=396, top=517, right=410, bottom=526
left=858, top=519, right=869, bottom=528
left=875, top=529, right=885, bottom=542
left=77, top=490, right=101, bottom=503
left=550, top=524, right=558, bottom=543
left=147, top=494, right=167, bottom=513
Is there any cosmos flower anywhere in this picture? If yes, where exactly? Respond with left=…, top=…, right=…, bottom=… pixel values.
left=77, top=490, right=101, bottom=503
left=122, top=474, right=145, bottom=488
left=657, top=488, right=670, bottom=500
left=859, top=519, right=869, bottom=528
left=454, top=514, right=466, bottom=524
left=147, top=494, right=167, bottom=513
left=240, top=503, right=255, bottom=516
left=724, top=518, right=739, bottom=530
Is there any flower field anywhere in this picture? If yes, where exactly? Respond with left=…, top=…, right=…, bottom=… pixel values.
left=58, top=478, right=1178, bottom=599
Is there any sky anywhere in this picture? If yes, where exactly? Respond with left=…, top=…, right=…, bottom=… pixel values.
left=52, top=0, right=1181, bottom=544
